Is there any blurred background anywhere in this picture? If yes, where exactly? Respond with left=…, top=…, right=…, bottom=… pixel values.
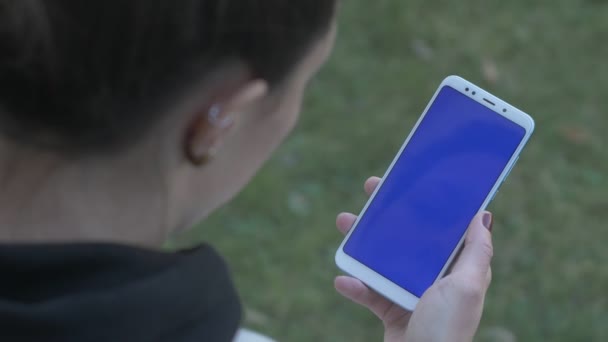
left=170, top=0, right=608, bottom=340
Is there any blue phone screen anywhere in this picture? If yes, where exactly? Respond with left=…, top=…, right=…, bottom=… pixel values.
left=344, top=86, right=526, bottom=297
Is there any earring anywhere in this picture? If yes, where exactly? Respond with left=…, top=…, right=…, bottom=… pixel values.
left=208, top=105, right=235, bottom=128
left=184, top=104, right=233, bottom=166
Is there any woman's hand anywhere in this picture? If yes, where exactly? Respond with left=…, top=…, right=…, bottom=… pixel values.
left=335, top=177, right=494, bottom=342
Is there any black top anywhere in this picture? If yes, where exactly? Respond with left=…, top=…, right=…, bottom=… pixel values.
left=0, top=243, right=242, bottom=341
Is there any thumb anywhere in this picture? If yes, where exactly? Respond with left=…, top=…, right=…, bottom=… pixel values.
left=451, top=211, right=494, bottom=278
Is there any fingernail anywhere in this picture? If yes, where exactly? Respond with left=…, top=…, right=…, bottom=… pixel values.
left=482, top=212, right=494, bottom=232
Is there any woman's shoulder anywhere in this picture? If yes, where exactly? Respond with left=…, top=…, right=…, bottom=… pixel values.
left=0, top=243, right=242, bottom=342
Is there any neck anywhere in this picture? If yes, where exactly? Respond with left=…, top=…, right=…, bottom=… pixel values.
left=0, top=141, right=169, bottom=248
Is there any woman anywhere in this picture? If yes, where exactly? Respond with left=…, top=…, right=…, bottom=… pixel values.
left=0, top=1, right=494, bottom=341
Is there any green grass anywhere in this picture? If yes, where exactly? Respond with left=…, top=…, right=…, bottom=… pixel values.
left=170, top=1, right=608, bottom=340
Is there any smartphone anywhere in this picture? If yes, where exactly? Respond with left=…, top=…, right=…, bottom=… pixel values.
left=335, top=75, right=535, bottom=311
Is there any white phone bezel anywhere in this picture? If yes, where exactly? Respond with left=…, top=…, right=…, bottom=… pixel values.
left=335, top=75, right=535, bottom=311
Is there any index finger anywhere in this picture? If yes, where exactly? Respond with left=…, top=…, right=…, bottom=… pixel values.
left=364, top=177, right=382, bottom=196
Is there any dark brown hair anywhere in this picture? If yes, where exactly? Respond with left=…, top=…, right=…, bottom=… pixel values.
left=0, top=0, right=335, bottom=154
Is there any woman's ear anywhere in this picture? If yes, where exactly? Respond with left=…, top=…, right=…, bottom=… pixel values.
left=183, top=80, right=268, bottom=166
